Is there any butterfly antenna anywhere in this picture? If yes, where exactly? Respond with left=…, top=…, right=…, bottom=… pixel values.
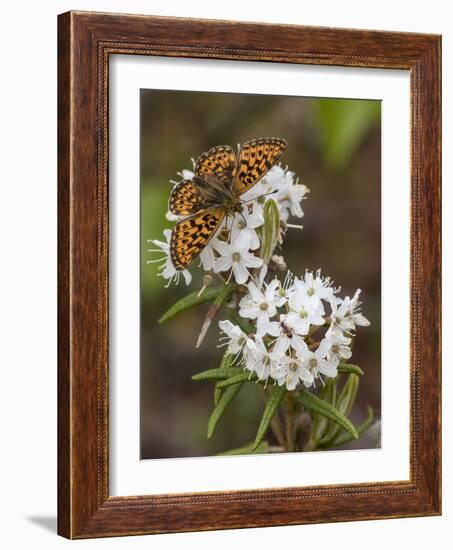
left=239, top=189, right=278, bottom=205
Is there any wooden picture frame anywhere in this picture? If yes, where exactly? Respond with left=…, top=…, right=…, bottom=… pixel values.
left=58, top=10, right=441, bottom=539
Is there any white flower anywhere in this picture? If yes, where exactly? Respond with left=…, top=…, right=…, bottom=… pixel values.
left=262, top=165, right=288, bottom=189
left=239, top=278, right=286, bottom=336
left=248, top=165, right=309, bottom=222
left=272, top=318, right=309, bottom=356
left=170, top=168, right=195, bottom=186
left=244, top=337, right=281, bottom=381
left=317, top=326, right=352, bottom=369
left=213, top=233, right=263, bottom=284
left=298, top=344, right=338, bottom=381
left=218, top=320, right=250, bottom=356
left=165, top=210, right=182, bottom=222
left=240, top=171, right=275, bottom=204
left=272, top=170, right=309, bottom=221
left=199, top=234, right=222, bottom=271
left=272, top=354, right=314, bottom=390
left=274, top=271, right=294, bottom=302
left=181, top=168, right=195, bottom=179
left=147, top=229, right=192, bottom=287
left=331, top=289, right=371, bottom=334
left=283, top=287, right=325, bottom=336
left=292, top=270, right=339, bottom=307
left=199, top=241, right=216, bottom=271
left=229, top=203, right=264, bottom=251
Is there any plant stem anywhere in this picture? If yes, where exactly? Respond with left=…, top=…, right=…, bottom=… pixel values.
left=195, top=283, right=232, bottom=348
left=286, top=392, right=295, bottom=452
left=304, top=437, right=317, bottom=452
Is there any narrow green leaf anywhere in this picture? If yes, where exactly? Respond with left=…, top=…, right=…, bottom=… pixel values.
left=219, top=351, right=233, bottom=370
left=311, top=378, right=337, bottom=442
left=318, top=373, right=359, bottom=446
left=217, top=372, right=252, bottom=389
left=217, top=441, right=269, bottom=456
left=159, top=285, right=233, bottom=323
left=316, top=99, right=380, bottom=170
left=254, top=385, right=286, bottom=449
left=207, top=383, right=243, bottom=439
left=260, top=198, right=281, bottom=263
left=327, top=405, right=374, bottom=448
left=296, top=389, right=358, bottom=440
left=213, top=381, right=223, bottom=405
left=192, top=366, right=244, bottom=381
left=337, top=363, right=364, bottom=376
left=339, top=374, right=359, bottom=417
left=213, top=352, right=233, bottom=404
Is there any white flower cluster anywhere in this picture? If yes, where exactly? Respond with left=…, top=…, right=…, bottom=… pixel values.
left=219, top=269, right=370, bottom=390
left=148, top=165, right=309, bottom=286
left=148, top=155, right=371, bottom=392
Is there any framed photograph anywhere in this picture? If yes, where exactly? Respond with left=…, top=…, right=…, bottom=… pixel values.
left=58, top=11, right=441, bottom=538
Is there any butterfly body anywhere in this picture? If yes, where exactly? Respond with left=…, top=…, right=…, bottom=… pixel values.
left=169, top=138, right=287, bottom=270
left=191, top=174, right=242, bottom=213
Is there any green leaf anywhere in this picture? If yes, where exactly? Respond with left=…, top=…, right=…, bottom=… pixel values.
left=338, top=374, right=359, bottom=418
left=213, top=352, right=233, bottom=404
left=213, top=380, right=223, bottom=405
left=217, top=441, right=269, bottom=456
left=216, top=372, right=252, bottom=389
left=260, top=198, right=281, bottom=263
left=219, top=351, right=233, bottom=370
left=337, top=363, right=364, bottom=376
left=296, top=389, right=358, bottom=441
left=254, top=385, right=286, bottom=449
left=318, top=373, right=359, bottom=447
left=316, top=99, right=380, bottom=170
left=328, top=405, right=374, bottom=448
left=310, top=378, right=337, bottom=443
left=207, top=383, right=243, bottom=439
left=159, top=285, right=233, bottom=323
left=192, top=366, right=245, bottom=381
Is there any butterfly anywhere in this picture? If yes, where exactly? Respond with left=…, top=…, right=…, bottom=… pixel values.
left=169, top=137, right=287, bottom=271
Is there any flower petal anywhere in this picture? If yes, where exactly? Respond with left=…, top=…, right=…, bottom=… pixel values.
left=233, top=262, right=249, bottom=284
left=214, top=256, right=232, bottom=273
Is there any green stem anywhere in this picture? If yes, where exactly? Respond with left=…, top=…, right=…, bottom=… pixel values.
left=304, top=437, right=317, bottom=452
left=286, top=392, right=295, bottom=452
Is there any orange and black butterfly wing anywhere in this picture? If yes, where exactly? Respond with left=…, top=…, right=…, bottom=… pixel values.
left=195, top=145, right=236, bottom=188
left=233, top=137, right=287, bottom=196
left=170, top=208, right=225, bottom=270
left=169, top=179, right=208, bottom=216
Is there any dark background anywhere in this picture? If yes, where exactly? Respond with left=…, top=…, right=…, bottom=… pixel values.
left=140, top=89, right=381, bottom=459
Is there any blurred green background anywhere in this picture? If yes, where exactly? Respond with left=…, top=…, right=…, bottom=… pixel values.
left=140, top=89, right=381, bottom=459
